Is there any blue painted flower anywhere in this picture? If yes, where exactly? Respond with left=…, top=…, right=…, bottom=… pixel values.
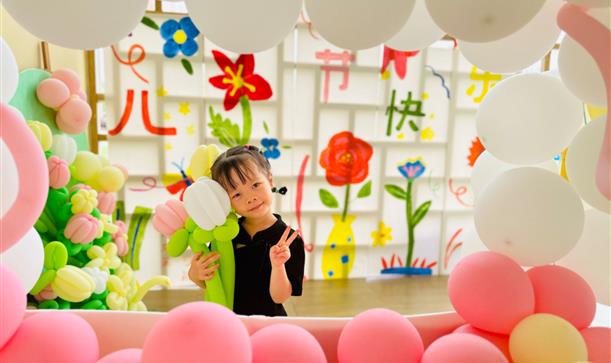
left=160, top=17, right=200, bottom=58
left=397, top=158, right=426, bottom=180
left=261, top=138, right=280, bottom=159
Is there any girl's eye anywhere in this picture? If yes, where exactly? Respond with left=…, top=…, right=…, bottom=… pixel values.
left=232, top=193, right=240, bottom=199
left=252, top=182, right=260, bottom=188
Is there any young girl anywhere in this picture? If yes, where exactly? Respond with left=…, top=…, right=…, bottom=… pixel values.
left=188, top=145, right=305, bottom=316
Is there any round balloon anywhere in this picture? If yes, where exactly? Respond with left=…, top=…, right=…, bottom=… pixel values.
left=0, top=228, right=44, bottom=292
left=51, top=134, right=77, bottom=165
left=475, top=167, right=584, bottom=266
left=471, top=150, right=557, bottom=200
left=183, top=177, right=231, bottom=230
left=448, top=251, right=534, bottom=334
left=421, top=333, right=508, bottom=363
left=185, top=0, right=301, bottom=54
left=459, top=0, right=562, bottom=73
left=425, top=0, right=545, bottom=42
left=305, top=0, right=416, bottom=50
left=1, top=0, right=148, bottom=50
left=0, top=265, right=26, bottom=350
left=580, top=327, right=611, bottom=363
left=385, top=0, right=444, bottom=51
left=0, top=103, right=48, bottom=253
left=567, top=0, right=611, bottom=6
left=98, top=348, right=142, bottom=363
left=558, top=8, right=609, bottom=107
left=509, top=314, right=588, bottom=363
left=527, top=265, right=596, bottom=330
left=558, top=209, right=610, bottom=305
left=251, top=324, right=326, bottom=363
left=566, top=118, right=610, bottom=214
left=0, top=38, right=19, bottom=104
left=453, top=324, right=511, bottom=361
left=337, top=308, right=423, bottom=363
left=476, top=73, right=583, bottom=165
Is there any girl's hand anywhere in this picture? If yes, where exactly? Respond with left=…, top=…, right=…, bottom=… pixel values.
left=188, top=252, right=220, bottom=286
left=269, top=226, right=300, bottom=268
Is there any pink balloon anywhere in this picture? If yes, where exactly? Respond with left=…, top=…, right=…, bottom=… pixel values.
left=97, top=348, right=142, bottom=363
left=453, top=324, right=512, bottom=362
left=113, top=164, right=129, bottom=181
left=337, top=308, right=423, bottom=363
left=421, top=333, right=508, bottom=363
left=527, top=265, right=596, bottom=329
left=65, top=214, right=100, bottom=244
left=112, top=221, right=129, bottom=257
left=0, top=312, right=99, bottom=363
left=0, top=265, right=26, bottom=349
left=78, top=90, right=88, bottom=101
left=51, top=68, right=81, bottom=94
left=558, top=4, right=611, bottom=201
left=48, top=156, right=71, bottom=189
left=36, top=78, right=70, bottom=108
left=152, top=200, right=189, bottom=237
left=251, top=324, right=327, bottom=363
left=580, top=327, right=611, bottom=363
left=56, top=97, right=92, bottom=134
left=0, top=103, right=49, bottom=253
left=448, top=251, right=535, bottom=334
left=141, top=302, right=251, bottom=363
left=97, top=192, right=117, bottom=215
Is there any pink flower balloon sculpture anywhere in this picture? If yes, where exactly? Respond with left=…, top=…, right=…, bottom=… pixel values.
left=152, top=199, right=189, bottom=237
left=64, top=214, right=100, bottom=244
left=36, top=68, right=92, bottom=134
left=112, top=221, right=129, bottom=257
left=97, top=191, right=117, bottom=215
left=48, top=155, right=71, bottom=189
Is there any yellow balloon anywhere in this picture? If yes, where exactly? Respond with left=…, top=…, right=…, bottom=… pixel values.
left=97, top=166, right=125, bottom=192
left=51, top=265, right=95, bottom=303
left=509, top=313, right=587, bottom=363
left=27, top=120, right=53, bottom=151
left=72, top=151, right=102, bottom=181
left=189, top=144, right=220, bottom=180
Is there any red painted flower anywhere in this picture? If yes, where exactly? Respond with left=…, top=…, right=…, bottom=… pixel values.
left=208, top=50, right=273, bottom=111
left=320, top=131, right=373, bottom=186
left=381, top=46, right=419, bottom=80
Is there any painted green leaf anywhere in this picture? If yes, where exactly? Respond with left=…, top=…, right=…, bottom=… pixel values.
left=208, top=106, right=241, bottom=147
left=141, top=16, right=159, bottom=30
left=263, top=121, right=270, bottom=134
left=413, top=200, right=432, bottom=226
left=281, top=145, right=292, bottom=149
left=319, top=189, right=339, bottom=209
left=181, top=59, right=194, bottom=75
left=384, top=184, right=406, bottom=200
left=357, top=180, right=372, bottom=198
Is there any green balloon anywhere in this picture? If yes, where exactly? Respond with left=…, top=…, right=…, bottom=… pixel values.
left=81, top=300, right=105, bottom=310
left=91, top=290, right=109, bottom=301
left=44, top=241, right=68, bottom=270
left=167, top=228, right=189, bottom=257
left=38, top=300, right=60, bottom=310
left=193, top=227, right=214, bottom=244
left=185, top=217, right=197, bottom=232
left=29, top=270, right=57, bottom=295
left=57, top=298, right=71, bottom=309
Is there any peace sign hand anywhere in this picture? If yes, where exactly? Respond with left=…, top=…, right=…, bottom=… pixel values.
left=269, top=226, right=300, bottom=268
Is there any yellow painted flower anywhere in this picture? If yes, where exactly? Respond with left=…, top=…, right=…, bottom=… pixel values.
left=371, top=222, right=392, bottom=247
left=106, top=263, right=171, bottom=311
left=420, top=127, right=435, bottom=141
left=86, top=243, right=122, bottom=271
left=71, top=189, right=98, bottom=214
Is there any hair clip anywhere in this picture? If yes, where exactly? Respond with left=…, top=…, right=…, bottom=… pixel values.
left=271, top=186, right=287, bottom=195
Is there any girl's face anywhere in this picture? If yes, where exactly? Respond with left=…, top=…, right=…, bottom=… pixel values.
left=226, top=166, right=274, bottom=219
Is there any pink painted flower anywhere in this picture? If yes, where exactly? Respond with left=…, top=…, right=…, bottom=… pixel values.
left=47, top=156, right=71, bottom=189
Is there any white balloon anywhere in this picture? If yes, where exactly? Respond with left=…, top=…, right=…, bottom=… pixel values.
left=476, top=73, right=583, bottom=165
left=475, top=167, right=585, bottom=266
left=425, top=0, right=545, bottom=42
left=51, top=134, right=78, bottom=165
left=471, top=151, right=558, bottom=199
left=385, top=0, right=445, bottom=51
left=558, top=209, right=610, bottom=305
left=566, top=118, right=611, bottom=214
left=0, top=38, right=19, bottom=104
left=183, top=177, right=231, bottom=230
left=0, top=139, right=19, bottom=220
left=1, top=0, right=148, bottom=50
left=0, top=228, right=44, bottom=292
left=566, top=0, right=611, bottom=7
left=459, top=0, right=562, bottom=73
left=185, top=0, right=301, bottom=54
left=305, top=0, right=416, bottom=50
left=558, top=9, right=609, bottom=107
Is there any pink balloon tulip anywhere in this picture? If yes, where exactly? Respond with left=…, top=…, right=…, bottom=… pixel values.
left=112, top=221, right=129, bottom=257
left=421, top=333, right=508, bottom=363
left=337, top=308, right=423, bottom=363
left=527, top=265, right=596, bottom=329
left=36, top=78, right=70, bottom=108
left=448, top=251, right=535, bottom=334
left=251, top=324, right=327, bottom=363
left=152, top=200, right=189, bottom=237
left=0, top=265, right=26, bottom=349
left=64, top=214, right=100, bottom=244
left=0, top=312, right=99, bottom=363
left=141, top=302, right=251, bottom=363
left=48, top=156, right=71, bottom=189
left=97, top=192, right=117, bottom=215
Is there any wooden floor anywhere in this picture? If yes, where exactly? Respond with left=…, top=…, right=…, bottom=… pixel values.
left=143, top=275, right=452, bottom=317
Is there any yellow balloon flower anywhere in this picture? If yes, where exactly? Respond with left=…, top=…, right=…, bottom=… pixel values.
left=71, top=189, right=98, bottom=214
left=189, top=144, right=220, bottom=180
left=509, top=313, right=588, bottom=363
left=86, top=243, right=122, bottom=272
left=51, top=265, right=95, bottom=303
left=27, top=120, right=53, bottom=151
left=106, top=263, right=170, bottom=311
left=99, top=214, right=119, bottom=235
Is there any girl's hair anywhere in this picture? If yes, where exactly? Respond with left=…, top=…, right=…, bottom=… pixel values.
left=211, top=145, right=271, bottom=190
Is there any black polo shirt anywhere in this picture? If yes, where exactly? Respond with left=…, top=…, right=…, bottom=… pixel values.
left=232, top=214, right=305, bottom=316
